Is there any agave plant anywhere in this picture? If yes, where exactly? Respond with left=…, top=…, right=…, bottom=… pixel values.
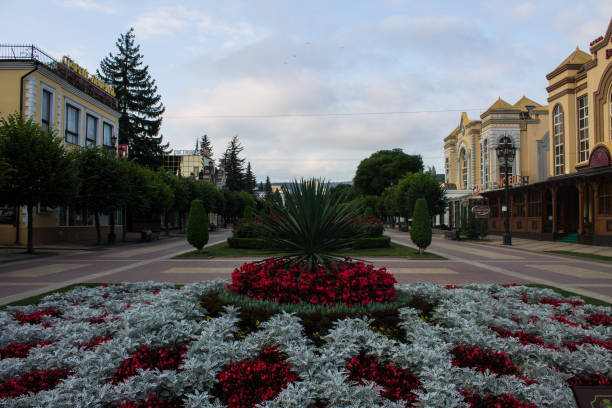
left=260, top=178, right=365, bottom=270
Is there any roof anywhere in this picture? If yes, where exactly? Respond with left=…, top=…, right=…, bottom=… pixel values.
left=554, top=47, right=591, bottom=71
left=486, top=97, right=516, bottom=111
left=513, top=95, right=542, bottom=110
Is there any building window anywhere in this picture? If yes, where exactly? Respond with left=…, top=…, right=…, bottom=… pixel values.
left=461, top=150, right=468, bottom=189
left=85, top=114, right=98, bottom=147
left=553, top=104, right=565, bottom=175
left=600, top=182, right=612, bottom=216
left=483, top=140, right=489, bottom=187
left=41, top=89, right=52, bottom=131
left=103, top=122, right=114, bottom=147
left=577, top=95, right=589, bottom=162
left=528, top=191, right=542, bottom=217
left=479, top=142, right=483, bottom=186
left=513, top=194, right=525, bottom=217
left=65, top=104, right=80, bottom=144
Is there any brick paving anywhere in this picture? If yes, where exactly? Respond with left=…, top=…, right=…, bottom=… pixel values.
left=0, top=228, right=611, bottom=306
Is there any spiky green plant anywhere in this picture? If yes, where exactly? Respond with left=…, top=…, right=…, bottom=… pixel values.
left=260, top=178, right=365, bottom=270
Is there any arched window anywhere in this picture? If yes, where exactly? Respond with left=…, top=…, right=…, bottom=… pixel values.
left=577, top=95, right=589, bottom=162
left=460, top=149, right=468, bottom=189
left=553, top=104, right=565, bottom=175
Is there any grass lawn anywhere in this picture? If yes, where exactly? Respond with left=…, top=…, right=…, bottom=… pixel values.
left=545, top=249, right=612, bottom=263
left=175, top=241, right=444, bottom=259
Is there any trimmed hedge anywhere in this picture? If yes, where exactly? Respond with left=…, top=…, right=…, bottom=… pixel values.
left=227, top=237, right=268, bottom=249
left=352, top=236, right=391, bottom=249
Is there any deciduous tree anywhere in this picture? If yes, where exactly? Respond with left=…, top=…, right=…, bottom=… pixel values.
left=0, top=113, right=78, bottom=253
left=354, top=149, right=423, bottom=196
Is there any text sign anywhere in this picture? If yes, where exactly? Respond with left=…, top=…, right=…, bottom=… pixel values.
left=472, top=205, right=490, bottom=218
left=571, top=386, right=612, bottom=408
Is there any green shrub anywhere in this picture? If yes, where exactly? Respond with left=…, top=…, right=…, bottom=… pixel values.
left=227, top=237, right=267, bottom=249
left=360, top=221, right=384, bottom=237
left=233, top=218, right=264, bottom=238
left=464, top=208, right=479, bottom=240
left=478, top=217, right=488, bottom=238
left=352, top=236, right=391, bottom=249
left=363, top=207, right=374, bottom=217
left=410, top=198, right=431, bottom=254
left=187, top=199, right=209, bottom=251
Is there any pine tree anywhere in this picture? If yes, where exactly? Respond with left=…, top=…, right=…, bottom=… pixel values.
left=258, top=181, right=264, bottom=191
left=245, top=162, right=257, bottom=195
left=221, top=135, right=246, bottom=191
left=200, top=134, right=213, bottom=158
left=97, top=28, right=167, bottom=168
left=264, top=176, right=273, bottom=200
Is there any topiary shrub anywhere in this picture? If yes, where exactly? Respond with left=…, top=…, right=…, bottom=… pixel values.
left=410, top=198, right=431, bottom=255
left=187, top=199, right=209, bottom=252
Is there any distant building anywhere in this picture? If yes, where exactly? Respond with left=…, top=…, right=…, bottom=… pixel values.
left=163, top=150, right=224, bottom=187
left=0, top=44, right=120, bottom=245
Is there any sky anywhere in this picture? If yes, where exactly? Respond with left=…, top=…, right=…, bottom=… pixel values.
left=2, top=1, right=611, bottom=183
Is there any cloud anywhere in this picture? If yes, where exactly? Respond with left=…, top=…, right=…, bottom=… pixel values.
left=62, top=0, right=116, bottom=14
left=132, top=6, right=196, bottom=38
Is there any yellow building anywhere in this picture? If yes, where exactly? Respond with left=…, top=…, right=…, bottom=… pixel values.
left=445, top=19, right=612, bottom=245
left=0, top=44, right=121, bottom=245
left=444, top=96, right=549, bottom=228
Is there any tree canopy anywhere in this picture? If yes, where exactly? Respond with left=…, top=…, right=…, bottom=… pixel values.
left=394, top=172, right=445, bottom=220
left=98, top=28, right=168, bottom=168
left=0, top=113, right=78, bottom=252
left=353, top=149, right=423, bottom=196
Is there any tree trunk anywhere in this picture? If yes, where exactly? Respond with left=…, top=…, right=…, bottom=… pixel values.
left=14, top=205, right=20, bottom=244
left=419, top=247, right=424, bottom=255
left=26, top=203, right=33, bottom=254
left=95, top=212, right=101, bottom=244
left=122, top=208, right=127, bottom=241
left=165, top=211, right=170, bottom=236
left=108, top=210, right=116, bottom=244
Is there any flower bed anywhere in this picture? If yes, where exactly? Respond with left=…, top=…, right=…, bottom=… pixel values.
left=227, top=259, right=397, bottom=306
left=0, top=281, right=610, bottom=407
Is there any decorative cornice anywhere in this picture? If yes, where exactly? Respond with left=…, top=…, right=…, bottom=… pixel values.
left=547, top=88, right=576, bottom=103
left=575, top=83, right=587, bottom=93
left=545, top=63, right=584, bottom=80
left=590, top=18, right=612, bottom=54
left=546, top=76, right=577, bottom=93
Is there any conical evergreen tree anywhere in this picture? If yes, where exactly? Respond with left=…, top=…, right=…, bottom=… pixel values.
left=221, top=135, right=246, bottom=191
left=245, top=162, right=257, bottom=195
left=264, top=176, right=273, bottom=200
left=200, top=134, right=213, bottom=158
left=97, top=28, right=167, bottom=168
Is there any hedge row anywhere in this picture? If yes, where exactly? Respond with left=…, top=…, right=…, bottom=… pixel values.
left=227, top=236, right=391, bottom=250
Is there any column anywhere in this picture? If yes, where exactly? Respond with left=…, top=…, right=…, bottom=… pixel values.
left=551, top=186, right=558, bottom=233
left=593, top=182, right=600, bottom=235
left=577, top=183, right=584, bottom=235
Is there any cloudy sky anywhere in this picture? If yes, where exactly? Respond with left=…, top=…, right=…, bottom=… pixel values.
left=2, top=1, right=611, bottom=182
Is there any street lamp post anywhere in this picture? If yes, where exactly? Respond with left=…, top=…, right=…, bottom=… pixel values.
left=496, top=136, right=516, bottom=245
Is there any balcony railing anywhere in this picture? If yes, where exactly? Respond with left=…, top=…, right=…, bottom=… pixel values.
left=0, top=44, right=117, bottom=110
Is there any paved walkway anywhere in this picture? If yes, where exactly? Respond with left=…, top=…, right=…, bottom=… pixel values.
left=0, top=228, right=611, bottom=306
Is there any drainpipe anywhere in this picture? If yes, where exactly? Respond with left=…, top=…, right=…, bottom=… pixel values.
left=15, top=63, right=38, bottom=244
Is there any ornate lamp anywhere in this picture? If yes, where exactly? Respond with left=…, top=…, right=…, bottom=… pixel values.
left=496, top=136, right=516, bottom=245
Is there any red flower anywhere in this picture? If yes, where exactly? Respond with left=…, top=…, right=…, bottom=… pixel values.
left=0, top=368, right=73, bottom=398
left=460, top=389, right=538, bottom=408
left=450, top=345, right=536, bottom=384
left=0, top=341, right=54, bottom=359
left=563, top=336, right=612, bottom=352
left=13, top=309, right=61, bottom=325
left=538, top=298, right=585, bottom=307
left=77, top=335, right=112, bottom=351
left=586, top=313, right=612, bottom=326
left=566, top=372, right=611, bottom=386
left=213, top=345, right=300, bottom=408
left=488, top=327, right=560, bottom=351
left=227, top=259, right=396, bottom=306
left=345, top=354, right=423, bottom=406
left=109, top=344, right=188, bottom=384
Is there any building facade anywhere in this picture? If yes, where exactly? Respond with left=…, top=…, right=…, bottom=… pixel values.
left=0, top=45, right=121, bottom=245
left=444, top=19, right=612, bottom=245
left=163, top=150, right=225, bottom=187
